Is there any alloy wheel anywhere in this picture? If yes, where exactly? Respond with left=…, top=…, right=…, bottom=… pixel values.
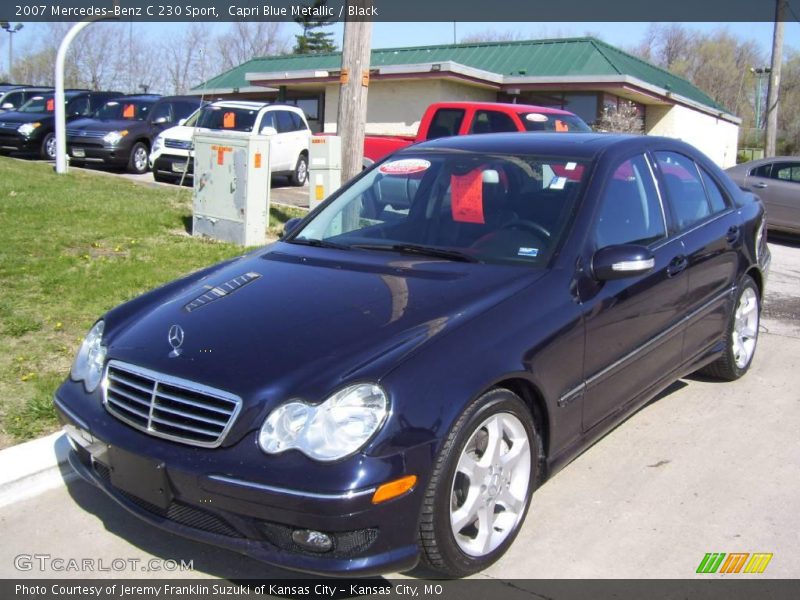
left=733, top=286, right=759, bottom=369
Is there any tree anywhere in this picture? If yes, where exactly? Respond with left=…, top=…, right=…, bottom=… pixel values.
left=160, top=24, right=215, bottom=95
left=777, top=50, right=800, bottom=154
left=217, top=22, right=289, bottom=71
left=594, top=101, right=644, bottom=134
left=459, top=29, right=524, bottom=44
left=293, top=0, right=337, bottom=54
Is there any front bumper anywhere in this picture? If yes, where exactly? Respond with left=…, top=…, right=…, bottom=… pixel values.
left=0, top=132, right=38, bottom=153
left=67, top=140, right=129, bottom=167
left=153, top=154, right=194, bottom=178
left=54, top=384, right=426, bottom=577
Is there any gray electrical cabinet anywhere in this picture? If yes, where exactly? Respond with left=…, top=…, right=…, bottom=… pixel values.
left=192, top=132, right=271, bottom=246
left=308, top=135, right=342, bottom=210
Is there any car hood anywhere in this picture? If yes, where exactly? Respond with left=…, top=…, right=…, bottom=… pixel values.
left=0, top=111, right=52, bottom=125
left=68, top=118, right=146, bottom=133
left=103, top=243, right=542, bottom=435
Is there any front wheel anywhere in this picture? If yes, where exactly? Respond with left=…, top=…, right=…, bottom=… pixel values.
left=41, top=132, right=57, bottom=160
left=288, top=153, right=308, bottom=186
left=701, top=275, right=760, bottom=381
left=127, top=142, right=149, bottom=174
left=418, top=388, right=541, bottom=577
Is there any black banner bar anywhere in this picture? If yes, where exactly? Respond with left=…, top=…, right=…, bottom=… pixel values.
left=2, top=0, right=800, bottom=23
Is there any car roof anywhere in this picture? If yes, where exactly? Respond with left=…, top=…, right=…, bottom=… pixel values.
left=155, top=95, right=204, bottom=103
left=430, top=101, right=579, bottom=116
left=109, top=94, right=162, bottom=102
left=207, top=100, right=270, bottom=110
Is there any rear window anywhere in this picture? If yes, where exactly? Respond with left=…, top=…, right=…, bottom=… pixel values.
left=521, top=113, right=591, bottom=132
left=427, top=109, right=465, bottom=139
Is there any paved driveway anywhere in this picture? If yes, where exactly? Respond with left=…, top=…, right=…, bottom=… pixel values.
left=1, top=239, right=798, bottom=580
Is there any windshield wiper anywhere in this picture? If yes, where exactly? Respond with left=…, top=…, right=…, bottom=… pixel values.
left=352, top=243, right=480, bottom=263
left=286, top=237, right=351, bottom=250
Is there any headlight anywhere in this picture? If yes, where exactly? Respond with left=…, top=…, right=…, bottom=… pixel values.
left=259, top=383, right=388, bottom=461
left=151, top=134, right=163, bottom=153
left=18, top=122, right=40, bottom=137
left=103, top=130, right=128, bottom=145
left=70, top=321, right=107, bottom=393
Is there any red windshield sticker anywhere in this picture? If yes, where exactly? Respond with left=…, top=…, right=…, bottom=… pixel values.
left=451, top=170, right=485, bottom=224
left=378, top=159, right=431, bottom=175
left=223, top=111, right=236, bottom=128
left=122, top=104, right=135, bottom=119
left=46, top=98, right=55, bottom=111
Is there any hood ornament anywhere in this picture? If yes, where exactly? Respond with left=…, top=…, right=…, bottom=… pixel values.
left=168, top=324, right=185, bottom=358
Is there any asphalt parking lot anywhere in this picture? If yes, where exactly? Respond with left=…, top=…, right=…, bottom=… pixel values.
left=0, top=235, right=797, bottom=580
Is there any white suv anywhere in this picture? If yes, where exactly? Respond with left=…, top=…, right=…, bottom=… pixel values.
left=149, top=101, right=311, bottom=186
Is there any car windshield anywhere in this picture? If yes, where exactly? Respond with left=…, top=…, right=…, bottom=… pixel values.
left=521, top=113, right=592, bottom=133
left=187, top=105, right=260, bottom=132
left=93, top=99, right=153, bottom=120
left=18, top=95, right=59, bottom=113
left=291, top=152, right=588, bottom=266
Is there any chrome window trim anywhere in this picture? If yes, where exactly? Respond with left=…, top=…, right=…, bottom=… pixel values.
left=208, top=474, right=376, bottom=501
left=102, top=360, right=242, bottom=449
left=643, top=152, right=669, bottom=241
left=558, top=286, right=734, bottom=406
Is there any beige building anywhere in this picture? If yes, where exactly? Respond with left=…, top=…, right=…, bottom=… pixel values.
left=194, top=37, right=741, bottom=167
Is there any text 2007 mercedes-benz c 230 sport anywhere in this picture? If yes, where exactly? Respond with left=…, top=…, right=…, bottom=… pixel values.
left=56, top=133, right=770, bottom=577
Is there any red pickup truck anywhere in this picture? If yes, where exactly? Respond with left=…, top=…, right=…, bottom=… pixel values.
left=362, top=101, right=591, bottom=166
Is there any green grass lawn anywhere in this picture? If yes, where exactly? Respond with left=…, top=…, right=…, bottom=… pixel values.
left=0, top=157, right=305, bottom=447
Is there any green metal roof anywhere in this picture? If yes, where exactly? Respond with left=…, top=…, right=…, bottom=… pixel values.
left=195, top=37, right=727, bottom=113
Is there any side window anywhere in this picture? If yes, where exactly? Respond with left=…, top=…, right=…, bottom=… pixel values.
left=173, top=101, right=199, bottom=121
left=261, top=111, right=276, bottom=130
left=771, top=162, right=800, bottom=183
left=595, top=155, right=666, bottom=248
left=469, top=110, right=517, bottom=134
left=289, top=111, right=307, bottom=131
left=68, top=96, right=90, bottom=115
left=750, top=163, right=772, bottom=178
left=699, top=167, right=729, bottom=213
left=149, top=102, right=173, bottom=123
left=275, top=110, right=294, bottom=134
left=655, top=151, right=711, bottom=230
left=3, top=91, right=22, bottom=108
left=427, top=109, right=465, bottom=139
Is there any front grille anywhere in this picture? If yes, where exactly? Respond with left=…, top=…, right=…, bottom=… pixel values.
left=92, top=461, right=243, bottom=537
left=0, top=121, right=17, bottom=131
left=66, top=128, right=106, bottom=139
left=165, top=138, right=192, bottom=150
left=104, top=360, right=241, bottom=448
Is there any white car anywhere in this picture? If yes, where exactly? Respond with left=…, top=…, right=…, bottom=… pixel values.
left=149, top=101, right=311, bottom=186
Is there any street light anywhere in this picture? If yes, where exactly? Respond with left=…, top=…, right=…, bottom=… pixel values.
left=1, top=22, right=24, bottom=80
left=750, top=66, right=771, bottom=130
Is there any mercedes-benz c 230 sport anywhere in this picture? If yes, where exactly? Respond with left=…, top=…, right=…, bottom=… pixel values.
left=56, top=133, right=770, bottom=577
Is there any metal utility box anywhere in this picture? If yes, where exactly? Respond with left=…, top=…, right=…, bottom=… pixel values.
left=309, top=135, right=342, bottom=210
left=193, top=132, right=271, bottom=246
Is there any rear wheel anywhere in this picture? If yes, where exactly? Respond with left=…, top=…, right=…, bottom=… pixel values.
left=418, top=388, right=541, bottom=577
left=288, top=153, right=308, bottom=186
left=127, top=142, right=149, bottom=174
left=701, top=275, right=760, bottom=381
left=41, top=132, right=57, bottom=160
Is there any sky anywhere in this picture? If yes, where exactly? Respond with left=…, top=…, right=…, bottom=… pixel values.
left=4, top=20, right=799, bottom=68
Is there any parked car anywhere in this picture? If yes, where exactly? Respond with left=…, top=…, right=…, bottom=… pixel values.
left=149, top=101, right=312, bottom=185
left=0, top=85, right=52, bottom=112
left=66, top=95, right=203, bottom=174
left=362, top=101, right=591, bottom=167
left=0, top=90, right=122, bottom=159
left=56, top=133, right=769, bottom=577
left=726, top=157, right=800, bottom=235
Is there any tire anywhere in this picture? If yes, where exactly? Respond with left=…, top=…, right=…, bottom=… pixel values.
left=127, top=142, right=149, bottom=174
left=418, top=388, right=542, bottom=577
left=700, top=275, right=760, bottom=381
left=288, top=153, right=308, bottom=186
left=41, top=132, right=56, bottom=160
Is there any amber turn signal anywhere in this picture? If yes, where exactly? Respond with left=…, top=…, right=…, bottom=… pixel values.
left=371, top=475, right=417, bottom=504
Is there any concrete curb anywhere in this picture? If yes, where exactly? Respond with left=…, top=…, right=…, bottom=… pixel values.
left=0, top=431, right=75, bottom=509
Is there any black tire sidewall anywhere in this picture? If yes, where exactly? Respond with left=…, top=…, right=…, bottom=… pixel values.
left=128, top=142, right=148, bottom=174
left=427, top=390, right=540, bottom=576
left=292, top=154, right=308, bottom=186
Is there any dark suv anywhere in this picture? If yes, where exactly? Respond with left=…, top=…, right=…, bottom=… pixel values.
left=0, top=90, right=122, bottom=159
left=66, top=95, right=203, bottom=174
left=0, top=85, right=53, bottom=112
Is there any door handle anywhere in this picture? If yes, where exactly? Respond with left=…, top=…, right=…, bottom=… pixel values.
left=752, top=182, right=768, bottom=189
left=726, top=225, right=740, bottom=245
left=667, top=255, right=688, bottom=277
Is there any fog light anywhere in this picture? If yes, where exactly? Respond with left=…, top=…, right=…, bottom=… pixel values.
left=291, top=529, right=333, bottom=553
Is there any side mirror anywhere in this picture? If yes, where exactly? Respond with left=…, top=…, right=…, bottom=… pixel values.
left=1, top=102, right=13, bottom=109
left=592, top=244, right=655, bottom=281
left=178, top=118, right=186, bottom=126
left=260, top=126, right=278, bottom=136
left=153, top=116, right=169, bottom=125
left=281, top=217, right=303, bottom=239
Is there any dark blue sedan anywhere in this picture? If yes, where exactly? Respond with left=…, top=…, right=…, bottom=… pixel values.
left=56, top=133, right=770, bottom=577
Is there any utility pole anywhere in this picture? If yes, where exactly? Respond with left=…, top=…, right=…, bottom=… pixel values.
left=765, top=0, right=786, bottom=157
left=1, top=22, right=24, bottom=79
left=336, top=0, right=372, bottom=183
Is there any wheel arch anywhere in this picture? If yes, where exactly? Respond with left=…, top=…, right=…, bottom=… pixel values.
left=491, top=377, right=551, bottom=475
left=745, top=266, right=764, bottom=300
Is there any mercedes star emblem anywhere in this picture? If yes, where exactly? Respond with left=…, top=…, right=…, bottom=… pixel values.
left=168, top=324, right=185, bottom=357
